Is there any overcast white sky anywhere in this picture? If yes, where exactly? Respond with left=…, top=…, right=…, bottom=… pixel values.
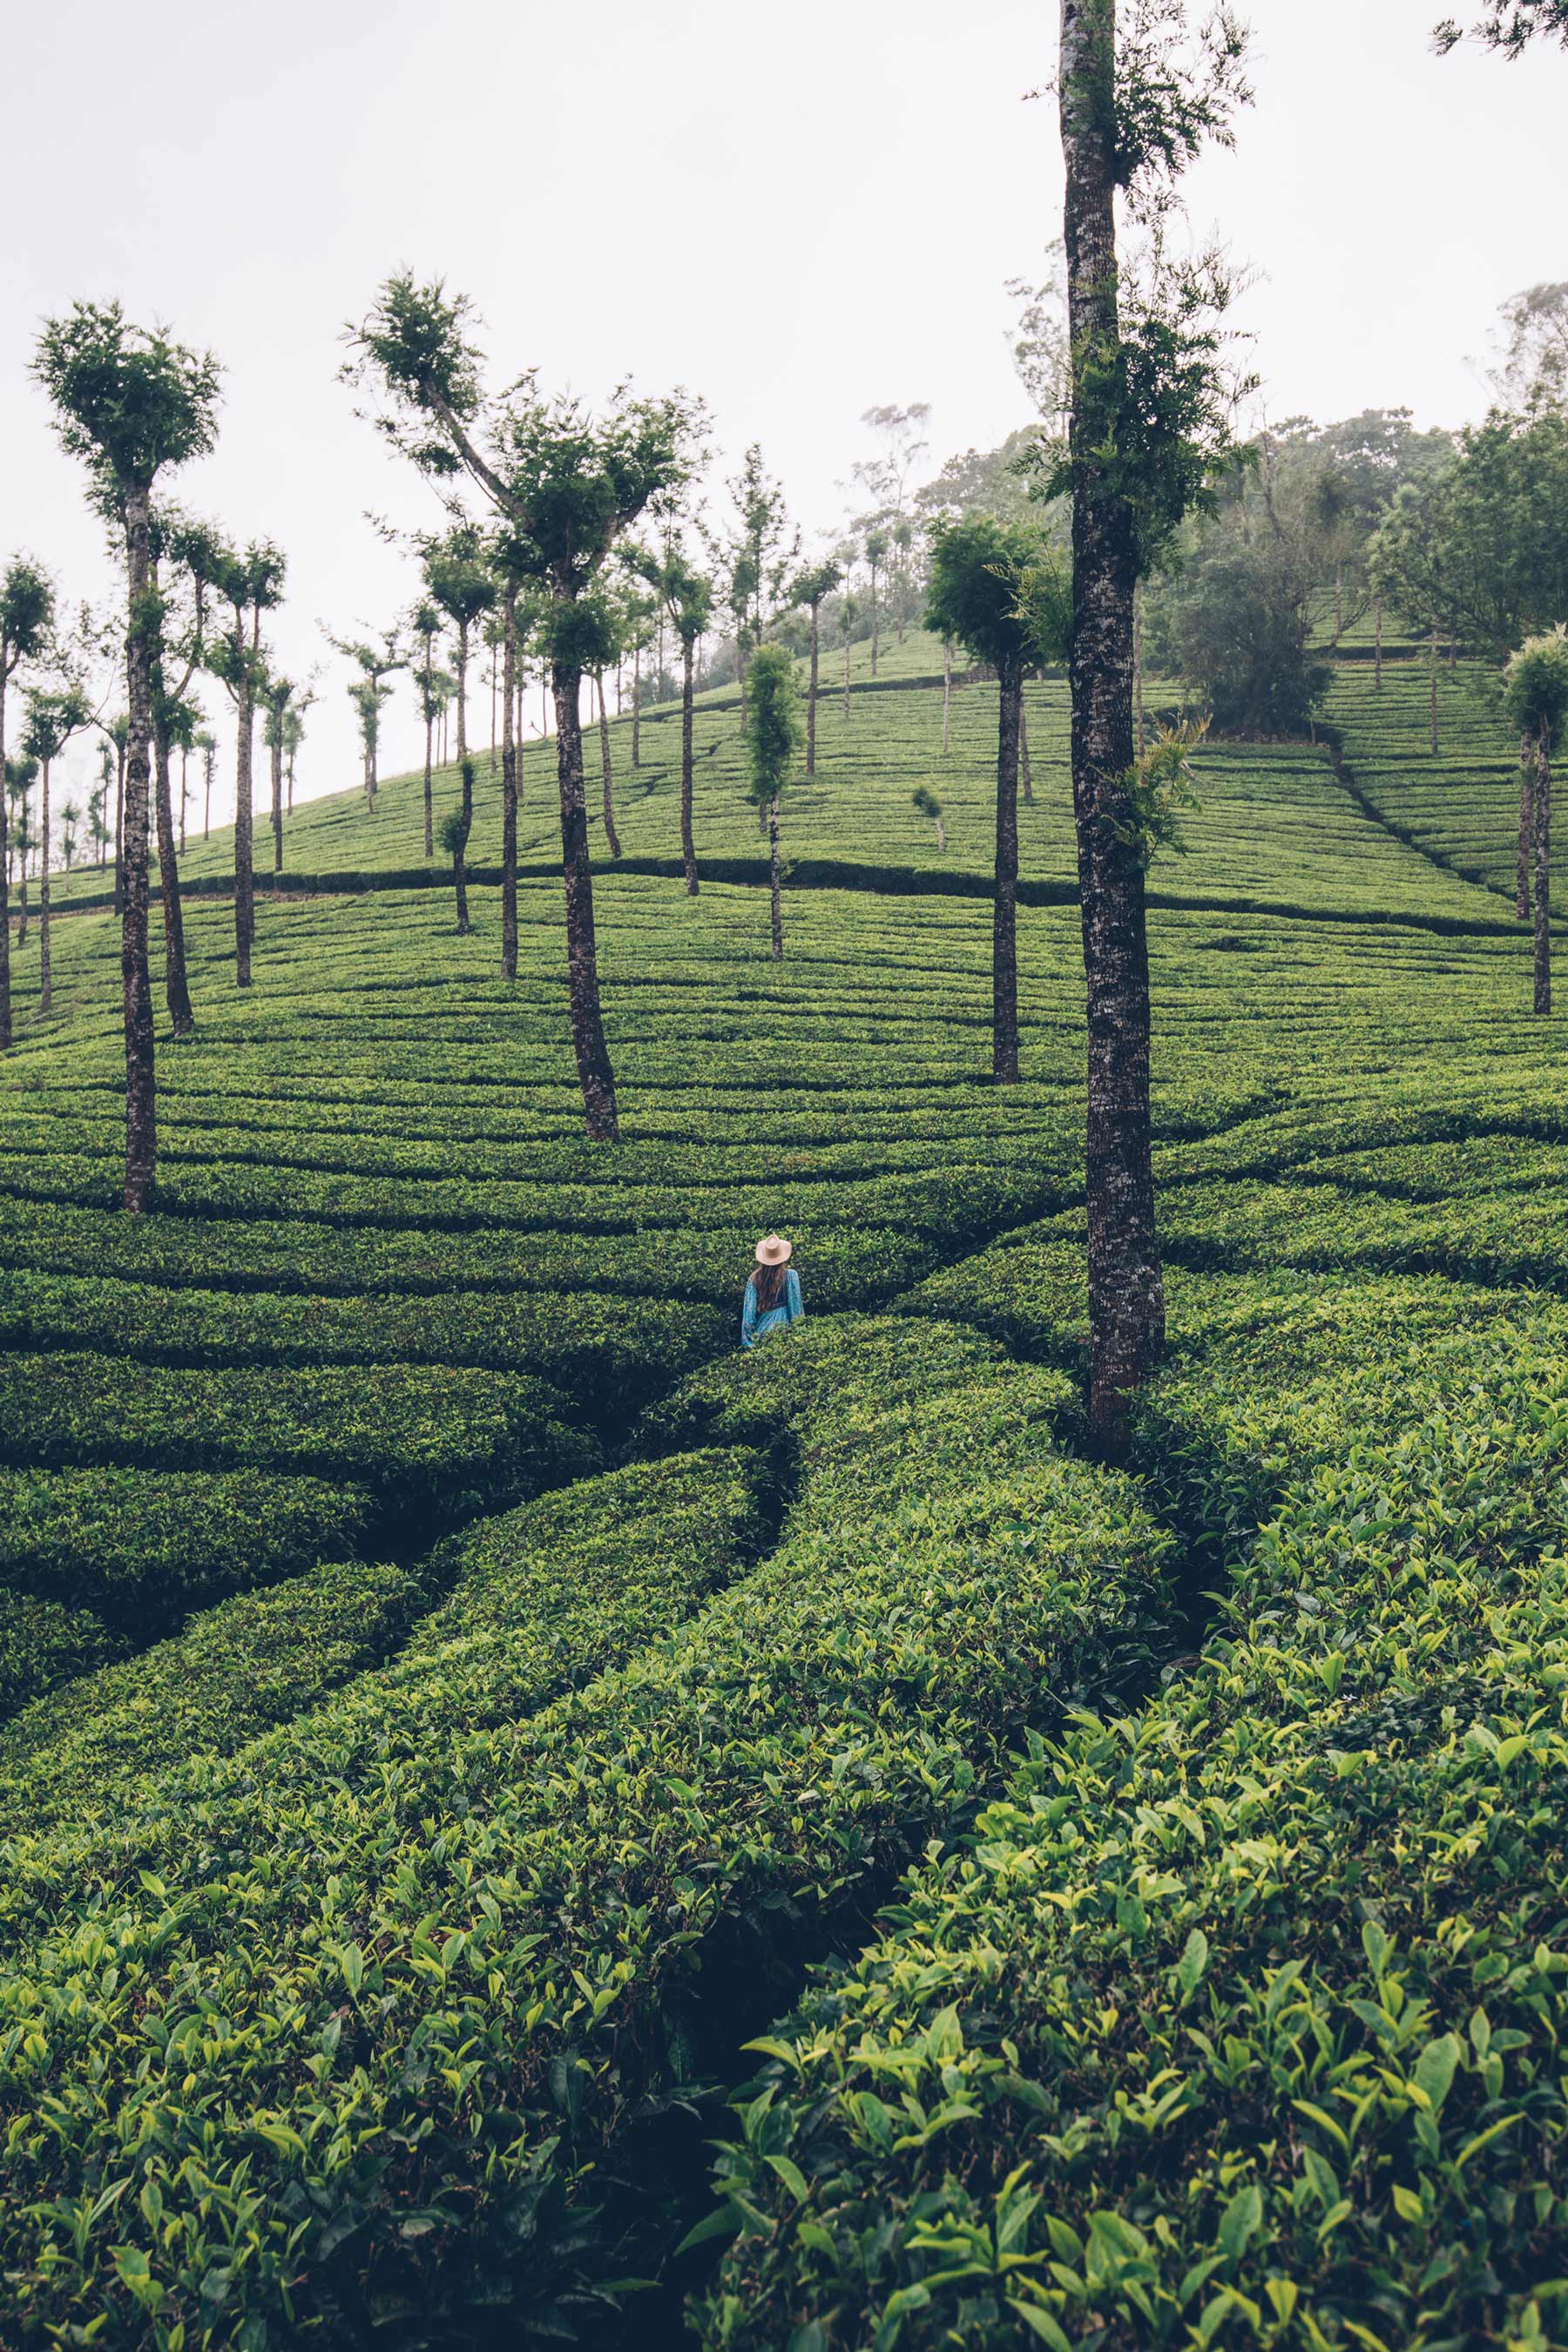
left=4, top=0, right=1565, bottom=818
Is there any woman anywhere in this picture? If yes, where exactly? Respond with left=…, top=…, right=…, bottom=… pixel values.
left=741, top=1233, right=804, bottom=1350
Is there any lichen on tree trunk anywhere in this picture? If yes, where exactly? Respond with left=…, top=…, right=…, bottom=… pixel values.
left=1061, top=0, right=1166, bottom=1463
left=553, top=659, right=620, bottom=1141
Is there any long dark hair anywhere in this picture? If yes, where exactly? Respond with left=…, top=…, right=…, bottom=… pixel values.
left=752, top=1255, right=788, bottom=1312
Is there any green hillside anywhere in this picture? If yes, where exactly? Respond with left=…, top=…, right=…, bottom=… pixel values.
left=3, top=658, right=1568, bottom=2346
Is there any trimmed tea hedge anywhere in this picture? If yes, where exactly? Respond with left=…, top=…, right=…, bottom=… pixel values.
left=0, top=1591, right=122, bottom=1725
left=0, top=1319, right=1172, bottom=2344
left=698, top=1291, right=1568, bottom=2351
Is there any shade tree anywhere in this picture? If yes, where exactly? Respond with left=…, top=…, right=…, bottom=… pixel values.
left=33, top=299, right=220, bottom=1210
left=1502, top=627, right=1568, bottom=1014
left=147, top=510, right=226, bottom=1036
left=347, top=270, right=699, bottom=1139
left=0, top=558, right=54, bottom=1050
left=207, top=540, right=286, bottom=990
left=422, top=525, right=496, bottom=765
left=633, top=532, right=714, bottom=893
left=788, top=558, right=841, bottom=778
left=21, top=684, right=91, bottom=1014
left=439, top=763, right=476, bottom=934
left=743, top=641, right=800, bottom=960
left=1056, top=0, right=1253, bottom=1457
left=726, top=444, right=798, bottom=721
left=926, top=513, right=1068, bottom=1086
left=328, top=627, right=404, bottom=808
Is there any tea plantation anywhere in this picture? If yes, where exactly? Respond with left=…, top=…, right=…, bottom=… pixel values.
left=3, top=652, right=1568, bottom=2348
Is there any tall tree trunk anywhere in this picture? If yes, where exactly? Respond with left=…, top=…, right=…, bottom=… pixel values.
left=179, top=747, right=188, bottom=855
left=1020, top=698, right=1033, bottom=803
left=768, top=789, right=783, bottom=960
left=456, top=619, right=470, bottom=765
left=113, top=743, right=125, bottom=919
left=994, top=654, right=1022, bottom=1085
left=552, top=656, right=620, bottom=1140
left=271, top=724, right=284, bottom=871
left=454, top=756, right=474, bottom=934
left=490, top=647, right=498, bottom=775
left=502, top=595, right=519, bottom=980
left=37, top=755, right=51, bottom=1014
left=1534, top=732, right=1551, bottom=1017
left=680, top=635, right=698, bottom=896
left=943, top=636, right=952, bottom=754
left=287, top=752, right=295, bottom=814
left=204, top=760, right=212, bottom=839
left=843, top=634, right=851, bottom=720
left=1374, top=591, right=1383, bottom=690
left=122, top=484, right=159, bottom=1213
left=632, top=641, right=641, bottom=769
left=153, top=723, right=194, bottom=1037
left=1429, top=624, right=1440, bottom=755
left=596, top=672, right=621, bottom=858
left=423, top=639, right=435, bottom=858
left=234, top=667, right=255, bottom=990
left=0, top=666, right=10, bottom=1051
left=1133, top=584, right=1146, bottom=757
left=870, top=572, right=880, bottom=677
left=1517, top=734, right=1534, bottom=923
left=1062, top=0, right=1164, bottom=1462
left=807, top=603, right=820, bottom=778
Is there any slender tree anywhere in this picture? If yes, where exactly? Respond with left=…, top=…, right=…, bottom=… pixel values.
left=60, top=797, right=80, bottom=872
left=744, top=642, right=801, bottom=959
left=209, top=541, right=285, bottom=989
left=440, top=762, right=476, bottom=933
left=790, top=558, right=842, bottom=779
left=1502, top=629, right=1568, bottom=1014
left=34, top=301, right=220, bottom=1209
left=422, top=526, right=496, bottom=767
left=261, top=671, right=299, bottom=870
left=1057, top=0, right=1250, bottom=1455
left=348, top=272, right=698, bottom=1139
left=0, top=558, right=54, bottom=1050
left=150, top=512, right=221, bottom=1036
left=864, top=527, right=888, bottom=676
left=197, top=727, right=218, bottom=837
left=841, top=591, right=859, bottom=717
left=726, top=444, right=798, bottom=722
left=90, top=752, right=112, bottom=865
left=913, top=782, right=946, bottom=848
left=927, top=515, right=1066, bottom=1085
left=411, top=598, right=443, bottom=855
left=329, top=628, right=403, bottom=807
left=635, top=536, right=713, bottom=893
left=22, top=686, right=90, bottom=1014
left=6, top=760, right=37, bottom=943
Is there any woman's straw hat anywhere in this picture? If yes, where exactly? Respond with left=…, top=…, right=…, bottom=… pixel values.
left=755, top=1233, right=792, bottom=1266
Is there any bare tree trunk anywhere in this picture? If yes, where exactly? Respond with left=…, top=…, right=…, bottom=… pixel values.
left=1020, top=697, right=1033, bottom=803
left=179, top=747, right=187, bottom=855
left=943, top=636, right=952, bottom=754
left=37, top=755, right=51, bottom=1015
left=287, top=753, right=295, bottom=814
left=502, top=595, right=519, bottom=980
left=234, top=659, right=255, bottom=990
left=1374, top=592, right=1382, bottom=691
left=768, top=789, right=783, bottom=960
left=1535, top=733, right=1551, bottom=1017
left=596, top=672, right=621, bottom=859
left=204, top=759, right=212, bottom=839
left=490, top=645, right=497, bottom=775
left=870, top=572, right=880, bottom=676
left=994, top=654, right=1022, bottom=1085
left=680, top=635, right=698, bottom=896
left=0, top=666, right=10, bottom=1050
left=122, top=485, right=159, bottom=1213
left=1517, top=733, right=1534, bottom=923
left=1062, top=0, right=1165, bottom=1462
left=1429, top=624, right=1440, bottom=756
left=422, top=639, right=435, bottom=860
left=271, top=724, right=284, bottom=872
left=843, top=634, right=851, bottom=720
left=153, top=724, right=194, bottom=1037
left=552, top=656, right=619, bottom=1141
left=807, top=602, right=820, bottom=778
left=632, top=641, right=641, bottom=770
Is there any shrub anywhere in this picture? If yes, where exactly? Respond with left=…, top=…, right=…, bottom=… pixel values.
left=0, top=1591, right=122, bottom=1724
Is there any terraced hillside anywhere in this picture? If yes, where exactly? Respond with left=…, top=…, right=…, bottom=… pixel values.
left=3, top=658, right=1568, bottom=2348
